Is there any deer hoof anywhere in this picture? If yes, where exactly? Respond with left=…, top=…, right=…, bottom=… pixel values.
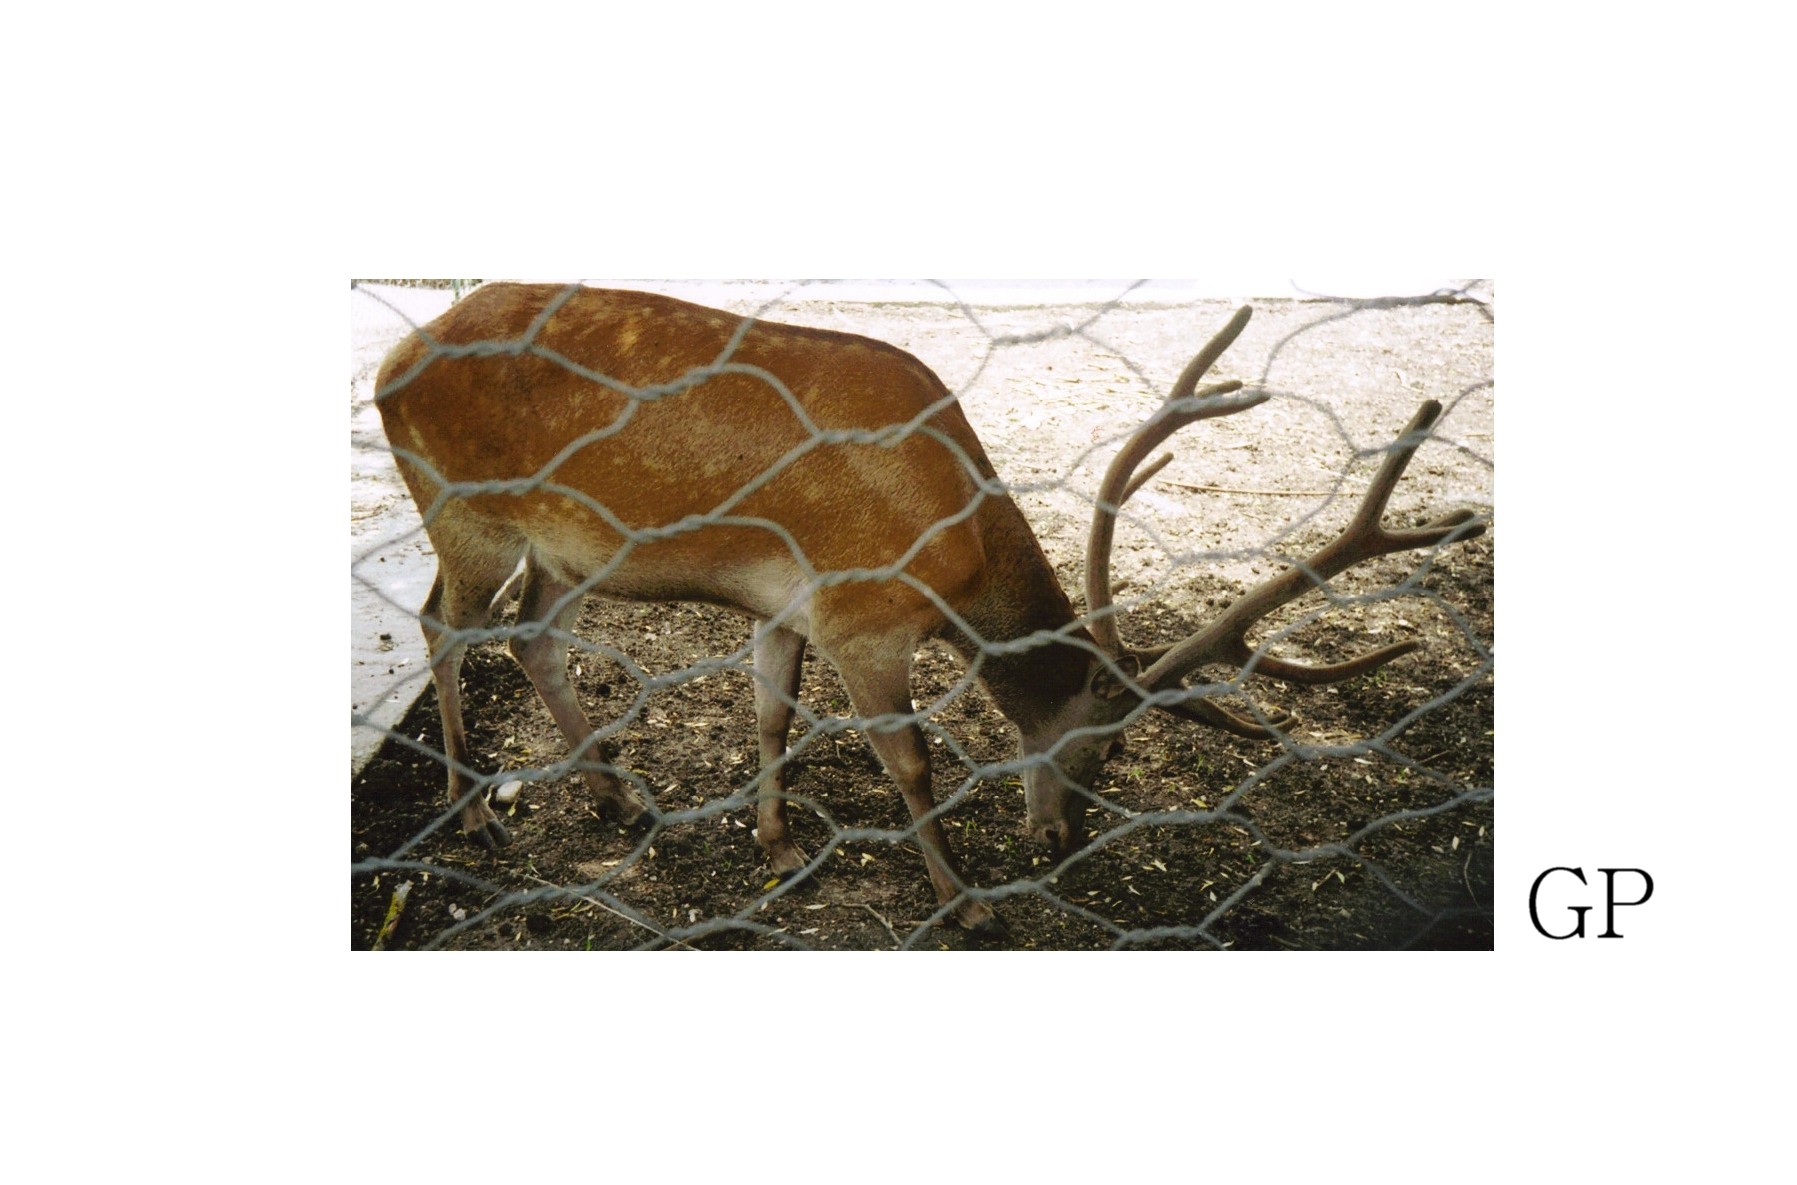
left=763, top=841, right=811, bottom=882
left=957, top=901, right=1006, bottom=939
left=769, top=864, right=812, bottom=888
left=468, top=818, right=512, bottom=850
left=594, top=777, right=651, bottom=828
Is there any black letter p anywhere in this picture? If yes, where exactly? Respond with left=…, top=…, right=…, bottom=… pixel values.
left=1599, top=868, right=1654, bottom=938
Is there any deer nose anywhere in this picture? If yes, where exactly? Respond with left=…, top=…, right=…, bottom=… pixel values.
left=1030, top=818, right=1084, bottom=858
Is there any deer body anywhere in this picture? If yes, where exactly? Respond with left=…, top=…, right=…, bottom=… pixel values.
left=375, top=282, right=1480, bottom=936
left=378, top=283, right=1113, bottom=932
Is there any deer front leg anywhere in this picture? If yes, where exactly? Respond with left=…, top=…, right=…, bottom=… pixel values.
left=836, top=659, right=1000, bottom=936
left=751, top=623, right=810, bottom=882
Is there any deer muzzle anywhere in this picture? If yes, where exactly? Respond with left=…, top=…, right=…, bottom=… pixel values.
left=1024, top=771, right=1088, bottom=859
left=1028, top=815, right=1086, bottom=858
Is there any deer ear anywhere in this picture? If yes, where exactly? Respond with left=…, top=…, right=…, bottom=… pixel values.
left=1090, top=653, right=1142, bottom=702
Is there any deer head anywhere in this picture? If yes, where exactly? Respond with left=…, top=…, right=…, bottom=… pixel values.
left=1019, top=305, right=1484, bottom=858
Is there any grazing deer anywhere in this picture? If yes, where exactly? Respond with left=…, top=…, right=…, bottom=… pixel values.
left=374, top=282, right=1483, bottom=934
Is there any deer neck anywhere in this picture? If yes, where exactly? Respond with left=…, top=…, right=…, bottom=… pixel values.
left=943, top=517, right=1093, bottom=735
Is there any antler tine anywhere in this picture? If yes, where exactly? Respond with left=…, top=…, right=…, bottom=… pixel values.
left=1120, top=452, right=1174, bottom=505
left=1085, top=305, right=1262, bottom=653
left=1171, top=303, right=1254, bottom=403
left=1157, top=694, right=1296, bottom=739
left=1246, top=640, right=1420, bottom=684
left=1348, top=401, right=1447, bottom=534
left=1140, top=398, right=1485, bottom=695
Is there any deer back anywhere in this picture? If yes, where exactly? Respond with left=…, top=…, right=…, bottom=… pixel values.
left=374, top=282, right=1068, bottom=647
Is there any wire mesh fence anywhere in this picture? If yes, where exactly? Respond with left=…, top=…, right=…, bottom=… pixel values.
left=350, top=278, right=1494, bottom=950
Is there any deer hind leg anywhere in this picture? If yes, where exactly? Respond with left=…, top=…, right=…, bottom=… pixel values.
left=831, top=648, right=1000, bottom=936
left=508, top=559, right=648, bottom=825
left=419, top=529, right=526, bottom=849
left=751, top=623, right=809, bottom=882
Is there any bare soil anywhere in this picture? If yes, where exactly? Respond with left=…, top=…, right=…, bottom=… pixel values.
left=350, top=285, right=1494, bottom=950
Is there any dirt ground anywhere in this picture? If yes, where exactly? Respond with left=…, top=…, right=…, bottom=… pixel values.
left=350, top=282, right=1494, bottom=950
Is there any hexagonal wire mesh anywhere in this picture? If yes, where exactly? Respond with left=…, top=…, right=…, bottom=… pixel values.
left=350, top=279, right=1493, bottom=950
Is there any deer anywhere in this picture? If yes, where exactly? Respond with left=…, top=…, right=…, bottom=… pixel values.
left=372, top=281, right=1484, bottom=936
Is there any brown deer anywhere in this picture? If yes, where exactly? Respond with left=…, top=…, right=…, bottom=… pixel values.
left=373, top=282, right=1483, bottom=935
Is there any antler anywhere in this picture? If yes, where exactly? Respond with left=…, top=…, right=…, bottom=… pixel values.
left=1084, top=305, right=1486, bottom=732
left=1140, top=395, right=1482, bottom=692
left=1085, top=305, right=1264, bottom=653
